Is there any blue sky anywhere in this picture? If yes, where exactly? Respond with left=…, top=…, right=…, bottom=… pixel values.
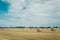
left=0, top=0, right=10, bottom=13
left=0, top=0, right=60, bottom=27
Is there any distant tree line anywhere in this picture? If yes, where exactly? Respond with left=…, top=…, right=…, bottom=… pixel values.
left=0, top=26, right=60, bottom=28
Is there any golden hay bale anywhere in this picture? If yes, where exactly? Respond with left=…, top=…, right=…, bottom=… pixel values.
left=37, top=28, right=42, bottom=32
left=50, top=28, right=55, bottom=31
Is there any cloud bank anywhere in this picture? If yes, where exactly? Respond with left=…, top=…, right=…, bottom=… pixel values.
left=0, top=0, right=60, bottom=27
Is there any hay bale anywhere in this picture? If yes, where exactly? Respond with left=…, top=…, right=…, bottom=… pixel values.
left=37, top=28, right=42, bottom=32
left=50, top=28, right=55, bottom=31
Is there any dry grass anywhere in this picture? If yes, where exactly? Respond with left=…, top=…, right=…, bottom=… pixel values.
left=0, top=28, right=60, bottom=40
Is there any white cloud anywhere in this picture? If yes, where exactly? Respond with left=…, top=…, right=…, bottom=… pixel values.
left=0, top=0, right=60, bottom=27
left=21, top=0, right=25, bottom=2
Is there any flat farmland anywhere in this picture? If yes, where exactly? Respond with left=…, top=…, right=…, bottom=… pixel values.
left=0, top=28, right=60, bottom=40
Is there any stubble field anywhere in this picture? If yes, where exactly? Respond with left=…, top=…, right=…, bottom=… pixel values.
left=0, top=28, right=60, bottom=40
